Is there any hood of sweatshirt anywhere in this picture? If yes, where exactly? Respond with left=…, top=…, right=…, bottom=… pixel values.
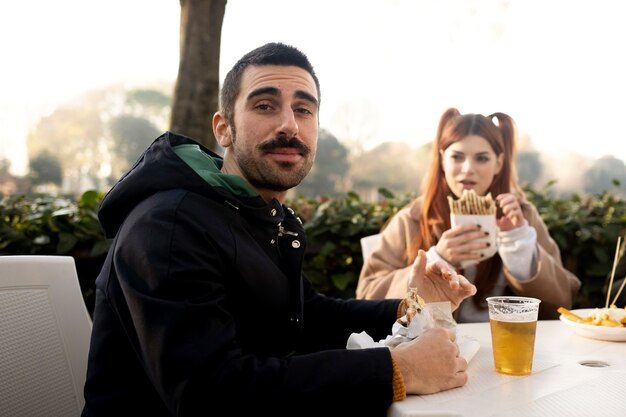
left=98, top=131, right=286, bottom=239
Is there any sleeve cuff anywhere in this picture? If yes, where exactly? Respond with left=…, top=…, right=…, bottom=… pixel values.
left=391, top=356, right=407, bottom=401
left=498, top=220, right=538, bottom=279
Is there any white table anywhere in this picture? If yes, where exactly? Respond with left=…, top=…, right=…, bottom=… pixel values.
left=388, top=320, right=626, bottom=417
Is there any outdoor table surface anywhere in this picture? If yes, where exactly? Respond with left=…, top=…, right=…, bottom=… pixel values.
left=388, top=319, right=626, bottom=417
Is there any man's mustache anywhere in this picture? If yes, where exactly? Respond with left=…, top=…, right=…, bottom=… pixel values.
left=259, top=136, right=310, bottom=156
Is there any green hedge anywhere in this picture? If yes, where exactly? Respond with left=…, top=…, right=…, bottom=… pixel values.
left=2, top=185, right=625, bottom=311
left=523, top=182, right=626, bottom=307
left=287, top=189, right=414, bottom=299
left=288, top=184, right=626, bottom=309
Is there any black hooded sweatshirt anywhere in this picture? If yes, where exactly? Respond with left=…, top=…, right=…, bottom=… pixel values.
left=82, top=132, right=400, bottom=417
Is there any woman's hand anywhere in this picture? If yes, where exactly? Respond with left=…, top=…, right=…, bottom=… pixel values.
left=407, top=250, right=477, bottom=311
left=496, top=193, right=524, bottom=232
left=435, top=223, right=491, bottom=267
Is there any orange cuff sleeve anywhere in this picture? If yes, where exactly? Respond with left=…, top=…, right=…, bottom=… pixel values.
left=391, top=357, right=406, bottom=401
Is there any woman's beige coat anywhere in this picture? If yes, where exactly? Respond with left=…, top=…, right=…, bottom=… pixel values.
left=356, top=197, right=581, bottom=320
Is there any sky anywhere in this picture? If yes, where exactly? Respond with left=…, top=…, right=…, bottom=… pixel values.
left=1, top=0, right=626, bottom=177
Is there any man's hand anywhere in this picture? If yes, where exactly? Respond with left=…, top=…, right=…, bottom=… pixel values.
left=407, top=249, right=476, bottom=311
left=390, top=327, right=468, bottom=394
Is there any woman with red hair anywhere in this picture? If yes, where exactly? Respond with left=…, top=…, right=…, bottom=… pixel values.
left=357, top=108, right=580, bottom=321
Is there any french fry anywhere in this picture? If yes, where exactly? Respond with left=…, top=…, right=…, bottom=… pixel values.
left=558, top=306, right=626, bottom=327
left=599, top=319, right=621, bottom=327
left=448, top=189, right=497, bottom=215
left=557, top=307, right=587, bottom=324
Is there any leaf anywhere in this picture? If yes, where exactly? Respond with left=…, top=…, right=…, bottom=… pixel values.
left=57, top=232, right=78, bottom=254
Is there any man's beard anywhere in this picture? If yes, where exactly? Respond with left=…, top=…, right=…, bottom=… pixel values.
left=233, top=132, right=315, bottom=192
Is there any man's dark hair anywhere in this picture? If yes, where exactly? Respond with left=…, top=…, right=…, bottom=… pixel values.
left=220, top=42, right=321, bottom=125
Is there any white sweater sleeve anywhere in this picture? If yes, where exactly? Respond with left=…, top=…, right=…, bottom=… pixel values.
left=425, top=245, right=455, bottom=268
left=497, top=219, right=538, bottom=280
left=402, top=247, right=455, bottom=291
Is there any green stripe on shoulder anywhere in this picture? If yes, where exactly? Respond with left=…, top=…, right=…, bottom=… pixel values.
left=173, top=144, right=257, bottom=197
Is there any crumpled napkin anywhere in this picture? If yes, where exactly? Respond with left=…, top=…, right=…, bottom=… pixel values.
left=346, top=301, right=480, bottom=363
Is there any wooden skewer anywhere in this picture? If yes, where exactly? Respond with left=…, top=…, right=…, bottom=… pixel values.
left=605, top=236, right=622, bottom=309
left=610, top=237, right=626, bottom=307
left=610, top=277, right=626, bottom=307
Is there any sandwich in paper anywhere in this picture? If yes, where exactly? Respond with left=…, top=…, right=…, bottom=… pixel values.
left=448, top=189, right=498, bottom=268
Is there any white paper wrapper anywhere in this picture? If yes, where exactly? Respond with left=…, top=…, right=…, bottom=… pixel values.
left=450, top=213, right=498, bottom=268
left=346, top=302, right=480, bottom=363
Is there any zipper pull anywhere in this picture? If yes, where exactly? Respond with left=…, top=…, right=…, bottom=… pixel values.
left=277, top=223, right=299, bottom=237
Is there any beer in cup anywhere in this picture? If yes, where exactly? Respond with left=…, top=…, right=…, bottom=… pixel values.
left=487, top=296, right=541, bottom=376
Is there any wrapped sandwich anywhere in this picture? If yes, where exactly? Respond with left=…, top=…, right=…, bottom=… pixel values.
left=346, top=288, right=480, bottom=362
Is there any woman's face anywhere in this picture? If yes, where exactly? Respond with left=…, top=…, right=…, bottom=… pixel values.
left=441, top=134, right=504, bottom=198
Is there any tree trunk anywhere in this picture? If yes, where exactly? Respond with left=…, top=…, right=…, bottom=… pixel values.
left=170, top=0, right=226, bottom=152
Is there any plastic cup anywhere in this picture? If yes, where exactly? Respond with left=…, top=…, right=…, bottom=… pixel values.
left=487, top=296, right=541, bottom=376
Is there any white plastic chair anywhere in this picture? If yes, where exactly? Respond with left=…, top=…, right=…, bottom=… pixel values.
left=0, top=255, right=92, bottom=417
left=360, top=233, right=382, bottom=260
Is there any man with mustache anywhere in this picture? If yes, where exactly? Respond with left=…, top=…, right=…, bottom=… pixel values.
left=81, top=42, right=476, bottom=417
